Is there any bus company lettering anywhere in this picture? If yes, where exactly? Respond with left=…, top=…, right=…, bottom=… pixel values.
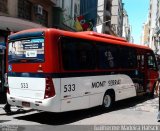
left=92, top=81, right=106, bottom=88
left=108, top=79, right=121, bottom=86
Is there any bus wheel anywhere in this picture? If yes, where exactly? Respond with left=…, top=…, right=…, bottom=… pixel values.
left=102, top=92, right=114, bottom=109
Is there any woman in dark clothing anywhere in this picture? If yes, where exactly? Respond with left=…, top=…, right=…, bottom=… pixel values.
left=3, top=73, right=12, bottom=114
left=3, top=101, right=11, bottom=114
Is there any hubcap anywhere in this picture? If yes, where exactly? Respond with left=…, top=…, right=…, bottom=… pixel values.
left=103, top=95, right=111, bottom=108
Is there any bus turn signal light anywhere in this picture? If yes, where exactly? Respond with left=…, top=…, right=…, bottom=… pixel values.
left=7, top=87, right=10, bottom=94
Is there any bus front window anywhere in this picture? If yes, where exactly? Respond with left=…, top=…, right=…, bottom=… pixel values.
left=8, top=38, right=44, bottom=63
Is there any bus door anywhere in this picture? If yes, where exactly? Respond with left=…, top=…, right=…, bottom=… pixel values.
left=146, top=51, right=159, bottom=93
left=136, top=51, right=146, bottom=94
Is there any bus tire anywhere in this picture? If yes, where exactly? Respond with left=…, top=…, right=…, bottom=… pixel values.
left=102, top=91, right=114, bottom=109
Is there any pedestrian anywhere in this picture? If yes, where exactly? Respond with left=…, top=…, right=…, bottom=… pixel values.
left=3, top=73, right=12, bottom=114
left=3, top=101, right=11, bottom=114
left=155, top=78, right=160, bottom=96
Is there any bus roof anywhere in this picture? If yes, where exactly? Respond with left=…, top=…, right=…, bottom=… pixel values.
left=9, top=28, right=151, bottom=51
left=77, top=31, right=127, bottom=42
left=59, top=29, right=151, bottom=50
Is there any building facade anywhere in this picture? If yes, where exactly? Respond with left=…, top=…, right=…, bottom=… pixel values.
left=141, top=21, right=149, bottom=46
left=122, top=9, right=132, bottom=42
left=152, top=0, right=160, bottom=54
left=96, top=0, right=112, bottom=34
left=0, top=0, right=55, bottom=94
left=0, top=0, right=98, bottom=95
left=147, top=0, right=157, bottom=52
left=54, top=0, right=97, bottom=32
left=80, top=0, right=97, bottom=27
left=0, top=0, right=55, bottom=33
left=141, top=0, right=160, bottom=54
left=111, top=0, right=124, bottom=37
left=53, top=0, right=80, bottom=31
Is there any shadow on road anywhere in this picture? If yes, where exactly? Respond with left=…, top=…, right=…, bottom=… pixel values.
left=0, top=120, right=11, bottom=123
left=15, top=96, right=154, bottom=125
left=9, top=109, right=35, bottom=115
left=0, top=108, right=35, bottom=116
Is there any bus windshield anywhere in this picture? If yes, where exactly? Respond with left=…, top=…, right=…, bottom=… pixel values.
left=8, top=38, right=44, bottom=63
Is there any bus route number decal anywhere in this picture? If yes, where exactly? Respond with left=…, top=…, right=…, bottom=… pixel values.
left=64, top=84, right=75, bottom=92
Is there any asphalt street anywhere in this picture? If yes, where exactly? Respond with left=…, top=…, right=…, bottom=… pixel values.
left=0, top=96, right=159, bottom=126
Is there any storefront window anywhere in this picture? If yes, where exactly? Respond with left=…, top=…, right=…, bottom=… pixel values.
left=35, top=10, right=48, bottom=27
left=18, top=0, right=32, bottom=20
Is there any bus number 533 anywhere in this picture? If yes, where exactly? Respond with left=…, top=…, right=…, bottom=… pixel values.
left=21, top=83, right=28, bottom=88
left=64, top=84, right=75, bottom=92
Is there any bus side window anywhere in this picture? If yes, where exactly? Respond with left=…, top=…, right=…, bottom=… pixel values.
left=128, top=48, right=137, bottom=68
left=147, top=53, right=157, bottom=70
left=119, top=47, right=137, bottom=68
left=61, top=41, right=78, bottom=70
left=141, top=55, right=145, bottom=69
left=137, top=55, right=141, bottom=69
left=96, top=44, right=119, bottom=69
left=61, top=37, right=95, bottom=70
left=76, top=42, right=95, bottom=70
left=137, top=54, right=145, bottom=70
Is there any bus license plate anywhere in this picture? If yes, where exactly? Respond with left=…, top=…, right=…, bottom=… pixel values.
left=22, top=102, right=30, bottom=107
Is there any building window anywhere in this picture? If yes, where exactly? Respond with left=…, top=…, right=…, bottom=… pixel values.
left=0, top=0, right=8, bottom=13
left=18, top=0, right=32, bottom=20
left=35, top=9, right=48, bottom=27
left=61, top=0, right=74, bottom=27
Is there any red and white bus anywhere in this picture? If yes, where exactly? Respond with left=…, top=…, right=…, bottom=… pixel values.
left=6, top=28, right=159, bottom=112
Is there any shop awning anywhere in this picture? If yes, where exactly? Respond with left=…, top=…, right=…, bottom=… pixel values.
left=0, top=16, right=46, bottom=32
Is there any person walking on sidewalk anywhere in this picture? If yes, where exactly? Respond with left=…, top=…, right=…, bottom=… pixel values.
left=3, top=73, right=11, bottom=114
left=3, top=101, right=11, bottom=114
left=155, top=78, right=160, bottom=96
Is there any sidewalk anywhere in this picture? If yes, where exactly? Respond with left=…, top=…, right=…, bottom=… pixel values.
left=128, top=96, right=159, bottom=113
left=0, top=96, right=159, bottom=125
left=72, top=97, right=160, bottom=125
